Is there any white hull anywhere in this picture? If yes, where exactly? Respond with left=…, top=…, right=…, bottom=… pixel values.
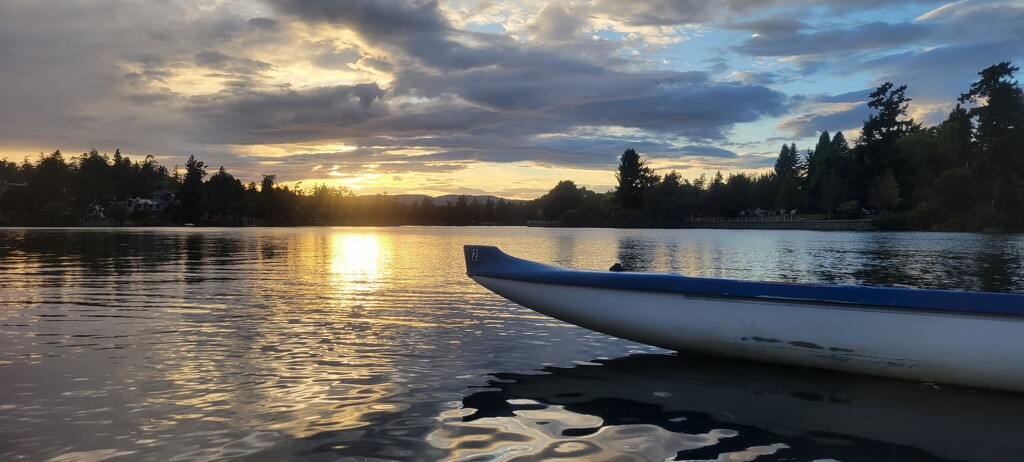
left=473, top=275, right=1024, bottom=392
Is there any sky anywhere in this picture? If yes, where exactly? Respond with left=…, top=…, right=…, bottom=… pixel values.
left=0, top=0, right=1021, bottom=198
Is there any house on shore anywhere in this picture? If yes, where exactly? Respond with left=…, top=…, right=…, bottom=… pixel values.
left=124, top=189, right=177, bottom=214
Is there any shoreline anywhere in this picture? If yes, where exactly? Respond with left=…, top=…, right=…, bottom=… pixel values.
left=3, top=220, right=875, bottom=231
left=678, top=219, right=875, bottom=231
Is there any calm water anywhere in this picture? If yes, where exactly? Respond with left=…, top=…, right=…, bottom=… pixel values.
left=2, top=227, right=1024, bottom=461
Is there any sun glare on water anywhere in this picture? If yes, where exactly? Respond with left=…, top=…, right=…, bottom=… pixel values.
left=329, top=233, right=384, bottom=294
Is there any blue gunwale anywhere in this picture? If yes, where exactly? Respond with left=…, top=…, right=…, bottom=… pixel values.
left=464, top=245, right=1024, bottom=317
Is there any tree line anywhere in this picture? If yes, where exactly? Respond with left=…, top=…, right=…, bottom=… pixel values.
left=0, top=151, right=533, bottom=226
left=536, top=62, right=1024, bottom=231
left=1, top=62, right=1021, bottom=231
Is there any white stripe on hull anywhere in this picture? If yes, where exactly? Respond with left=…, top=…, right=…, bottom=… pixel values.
left=473, top=275, right=1024, bottom=392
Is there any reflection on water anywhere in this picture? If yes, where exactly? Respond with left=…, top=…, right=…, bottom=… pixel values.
left=329, top=233, right=383, bottom=295
left=460, top=353, right=1024, bottom=462
left=1, top=227, right=1023, bottom=461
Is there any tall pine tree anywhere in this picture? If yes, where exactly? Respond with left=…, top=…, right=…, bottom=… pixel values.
left=959, top=62, right=1024, bottom=226
left=615, top=148, right=655, bottom=209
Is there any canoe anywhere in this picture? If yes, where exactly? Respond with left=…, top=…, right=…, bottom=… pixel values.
left=464, top=245, right=1024, bottom=392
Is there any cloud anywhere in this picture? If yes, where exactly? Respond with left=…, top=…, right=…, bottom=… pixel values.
left=860, top=40, right=1024, bottom=100
left=194, top=51, right=273, bottom=75
left=248, top=17, right=279, bottom=30
left=728, top=16, right=808, bottom=36
left=584, top=0, right=945, bottom=27
left=268, top=0, right=509, bottom=71
left=585, top=0, right=719, bottom=26
left=563, top=82, right=788, bottom=139
left=726, top=70, right=783, bottom=85
left=525, top=3, right=586, bottom=42
left=821, top=89, right=873, bottom=103
left=916, top=1, right=1024, bottom=43
left=732, top=21, right=929, bottom=58
left=779, top=101, right=870, bottom=138
left=187, top=84, right=388, bottom=144
left=184, top=1, right=791, bottom=155
left=678, top=145, right=738, bottom=158
left=0, top=0, right=1017, bottom=196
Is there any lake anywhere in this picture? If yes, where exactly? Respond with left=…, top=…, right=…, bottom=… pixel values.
left=2, top=227, right=1024, bottom=461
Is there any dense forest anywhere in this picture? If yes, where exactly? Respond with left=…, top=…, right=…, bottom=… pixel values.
left=1, top=62, right=1021, bottom=231
left=0, top=151, right=534, bottom=227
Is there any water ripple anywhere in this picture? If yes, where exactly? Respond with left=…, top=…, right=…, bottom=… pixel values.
left=2, top=227, right=1023, bottom=461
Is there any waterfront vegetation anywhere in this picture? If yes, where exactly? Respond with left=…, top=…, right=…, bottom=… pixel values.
left=1, top=63, right=1022, bottom=231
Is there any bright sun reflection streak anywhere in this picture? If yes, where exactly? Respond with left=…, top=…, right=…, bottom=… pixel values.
left=329, top=233, right=388, bottom=299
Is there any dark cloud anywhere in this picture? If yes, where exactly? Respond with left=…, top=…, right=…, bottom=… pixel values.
left=732, top=21, right=929, bottom=58
left=586, top=0, right=716, bottom=26
left=248, top=17, right=279, bottom=30
left=399, top=61, right=706, bottom=111
left=728, top=16, right=807, bottom=35
left=562, top=83, right=788, bottom=140
left=269, top=0, right=508, bottom=70
left=359, top=102, right=505, bottom=135
left=584, top=0, right=944, bottom=26
left=187, top=84, right=388, bottom=143
left=204, top=1, right=791, bottom=151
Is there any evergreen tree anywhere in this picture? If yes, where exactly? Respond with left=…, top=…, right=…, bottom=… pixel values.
left=29, top=150, right=72, bottom=215
left=752, top=172, right=777, bottom=211
left=705, top=171, right=726, bottom=216
left=614, top=148, right=655, bottom=209
left=807, top=132, right=853, bottom=215
left=959, top=61, right=1024, bottom=225
left=831, top=131, right=848, bottom=150
left=258, top=174, right=277, bottom=223
left=942, top=104, right=974, bottom=165
left=860, top=83, right=916, bottom=147
left=805, top=132, right=831, bottom=206
left=805, top=132, right=830, bottom=189
left=110, top=149, right=133, bottom=200
left=814, top=131, right=832, bottom=156
left=74, top=149, right=111, bottom=210
left=855, top=82, right=916, bottom=205
left=180, top=155, right=206, bottom=223
left=773, top=143, right=801, bottom=180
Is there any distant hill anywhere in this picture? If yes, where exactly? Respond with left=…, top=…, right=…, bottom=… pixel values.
left=357, top=194, right=525, bottom=206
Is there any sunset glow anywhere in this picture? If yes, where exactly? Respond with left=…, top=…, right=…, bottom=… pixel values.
left=1, top=0, right=1021, bottom=199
